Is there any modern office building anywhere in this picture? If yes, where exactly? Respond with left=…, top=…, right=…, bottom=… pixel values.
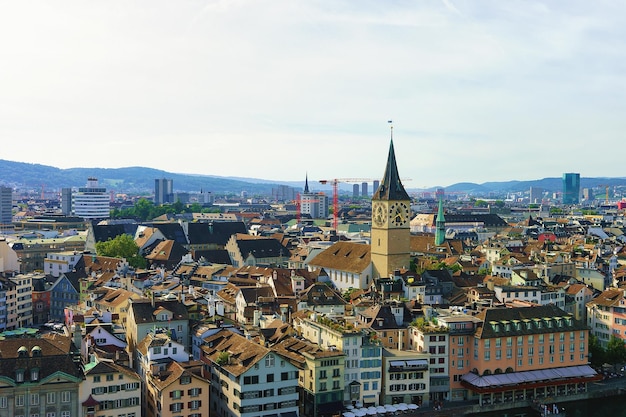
left=562, top=173, right=580, bottom=205
left=154, top=178, right=173, bottom=205
left=361, top=182, right=368, bottom=197
left=61, top=187, right=72, bottom=215
left=529, top=187, right=543, bottom=204
left=353, top=184, right=360, bottom=198
left=72, top=178, right=110, bottom=219
left=0, top=186, right=12, bottom=225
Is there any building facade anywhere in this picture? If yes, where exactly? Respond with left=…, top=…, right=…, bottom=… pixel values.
left=72, top=178, right=110, bottom=219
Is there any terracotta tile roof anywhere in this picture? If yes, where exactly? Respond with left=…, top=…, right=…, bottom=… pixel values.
left=216, top=283, right=241, bottom=304
left=0, top=334, right=83, bottom=382
left=308, top=241, right=371, bottom=274
left=588, top=288, right=624, bottom=307
left=135, top=227, right=158, bottom=249
left=151, top=360, right=207, bottom=391
left=201, top=330, right=270, bottom=377
left=84, top=254, right=125, bottom=273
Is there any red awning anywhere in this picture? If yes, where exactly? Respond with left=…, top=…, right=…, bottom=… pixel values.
left=82, top=395, right=100, bottom=407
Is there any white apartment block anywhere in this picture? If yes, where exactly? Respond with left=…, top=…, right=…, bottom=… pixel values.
left=9, top=272, right=36, bottom=328
left=44, top=251, right=83, bottom=277
left=72, top=178, right=110, bottom=219
left=201, top=330, right=300, bottom=417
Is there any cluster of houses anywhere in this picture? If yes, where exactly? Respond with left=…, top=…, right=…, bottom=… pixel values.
left=1, top=144, right=626, bottom=417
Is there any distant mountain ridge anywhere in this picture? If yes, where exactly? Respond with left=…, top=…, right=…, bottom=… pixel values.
left=1, top=159, right=625, bottom=196
left=0, top=159, right=288, bottom=195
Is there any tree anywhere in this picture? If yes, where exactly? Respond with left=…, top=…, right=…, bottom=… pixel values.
left=606, top=335, right=626, bottom=364
left=588, top=334, right=606, bottom=366
left=95, top=234, right=147, bottom=269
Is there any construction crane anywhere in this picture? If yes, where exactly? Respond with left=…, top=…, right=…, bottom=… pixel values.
left=318, top=178, right=379, bottom=231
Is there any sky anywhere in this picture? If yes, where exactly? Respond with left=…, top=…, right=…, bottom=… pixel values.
left=1, top=1, right=625, bottom=189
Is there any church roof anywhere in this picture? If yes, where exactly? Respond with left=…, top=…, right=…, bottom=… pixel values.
left=372, top=139, right=410, bottom=201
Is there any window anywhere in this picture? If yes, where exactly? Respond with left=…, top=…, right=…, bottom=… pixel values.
left=189, top=400, right=201, bottom=410
left=170, top=403, right=183, bottom=412
left=267, top=374, right=274, bottom=383
left=61, top=391, right=70, bottom=403
left=61, top=412, right=70, bottom=417
left=189, top=388, right=201, bottom=397
left=243, top=375, right=259, bottom=385
left=171, top=390, right=182, bottom=399
left=46, top=392, right=55, bottom=404
left=265, top=354, right=275, bottom=367
left=106, top=374, right=114, bottom=381
left=0, top=397, right=7, bottom=408
left=30, top=394, right=39, bottom=405
left=93, top=375, right=101, bottom=383
left=16, top=395, right=25, bottom=407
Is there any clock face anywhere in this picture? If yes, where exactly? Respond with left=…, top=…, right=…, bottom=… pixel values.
left=389, top=202, right=409, bottom=227
left=372, top=202, right=386, bottom=227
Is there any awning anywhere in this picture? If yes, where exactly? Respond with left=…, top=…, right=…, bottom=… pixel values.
left=81, top=395, right=100, bottom=407
left=461, top=365, right=601, bottom=392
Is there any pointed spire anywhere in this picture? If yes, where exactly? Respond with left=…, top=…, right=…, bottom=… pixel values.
left=373, top=129, right=410, bottom=201
left=304, top=172, right=310, bottom=194
left=435, top=197, right=446, bottom=246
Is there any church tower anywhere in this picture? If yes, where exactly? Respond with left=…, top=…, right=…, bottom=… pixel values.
left=435, top=197, right=446, bottom=246
left=371, top=131, right=411, bottom=278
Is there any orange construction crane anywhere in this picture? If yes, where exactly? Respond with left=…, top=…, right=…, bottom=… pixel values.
left=318, top=178, right=379, bottom=231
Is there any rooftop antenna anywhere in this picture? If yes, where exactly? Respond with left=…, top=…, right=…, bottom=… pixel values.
left=388, top=120, right=393, bottom=139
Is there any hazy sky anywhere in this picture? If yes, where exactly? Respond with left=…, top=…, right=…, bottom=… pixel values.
left=2, top=1, right=625, bottom=188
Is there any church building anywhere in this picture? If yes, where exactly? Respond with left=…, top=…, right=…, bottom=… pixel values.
left=371, top=137, right=412, bottom=279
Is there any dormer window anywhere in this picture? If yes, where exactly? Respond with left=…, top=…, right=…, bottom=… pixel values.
left=31, top=368, right=39, bottom=381
left=16, top=369, right=25, bottom=382
left=18, top=346, right=28, bottom=358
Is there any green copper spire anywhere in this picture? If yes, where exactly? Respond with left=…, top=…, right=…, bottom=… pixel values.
left=435, top=197, right=446, bottom=246
left=373, top=128, right=410, bottom=201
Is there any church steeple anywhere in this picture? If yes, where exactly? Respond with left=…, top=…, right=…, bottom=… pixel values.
left=435, top=197, right=446, bottom=246
left=373, top=134, right=410, bottom=201
left=303, top=173, right=310, bottom=194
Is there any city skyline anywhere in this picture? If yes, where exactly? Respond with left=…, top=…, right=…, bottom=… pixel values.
left=2, top=1, right=625, bottom=187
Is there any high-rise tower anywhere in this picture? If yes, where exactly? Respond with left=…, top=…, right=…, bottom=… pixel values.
left=371, top=132, right=411, bottom=278
left=562, top=173, right=580, bottom=205
left=154, top=178, right=174, bottom=205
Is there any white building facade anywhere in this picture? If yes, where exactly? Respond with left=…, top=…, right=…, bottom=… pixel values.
left=72, top=178, right=110, bottom=219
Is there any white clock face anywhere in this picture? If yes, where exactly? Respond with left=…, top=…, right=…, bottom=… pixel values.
left=373, top=202, right=386, bottom=227
left=389, top=202, right=409, bottom=227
